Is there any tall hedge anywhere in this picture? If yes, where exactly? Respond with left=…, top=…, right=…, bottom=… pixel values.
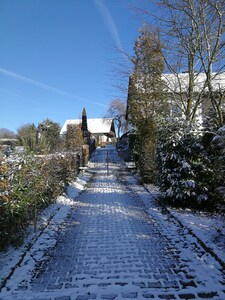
left=0, top=151, right=82, bottom=250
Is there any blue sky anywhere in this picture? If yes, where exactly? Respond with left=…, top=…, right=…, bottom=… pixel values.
left=0, top=0, right=155, bottom=132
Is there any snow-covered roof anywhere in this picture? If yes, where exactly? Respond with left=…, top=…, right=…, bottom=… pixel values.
left=60, top=118, right=114, bottom=135
left=162, top=72, right=225, bottom=93
left=133, top=72, right=225, bottom=93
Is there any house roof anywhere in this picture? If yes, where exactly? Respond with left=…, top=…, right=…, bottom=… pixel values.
left=132, top=72, right=225, bottom=93
left=162, top=72, right=225, bottom=93
left=126, top=72, right=225, bottom=120
left=60, top=118, right=115, bottom=135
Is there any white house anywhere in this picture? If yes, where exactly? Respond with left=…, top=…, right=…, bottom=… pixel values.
left=60, top=118, right=116, bottom=144
left=126, top=72, right=225, bottom=123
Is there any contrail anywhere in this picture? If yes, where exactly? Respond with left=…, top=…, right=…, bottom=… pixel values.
left=94, top=0, right=124, bottom=51
left=0, top=67, right=107, bottom=108
left=0, top=87, right=24, bottom=99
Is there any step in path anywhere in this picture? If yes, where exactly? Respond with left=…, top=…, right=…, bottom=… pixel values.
left=0, top=148, right=224, bottom=299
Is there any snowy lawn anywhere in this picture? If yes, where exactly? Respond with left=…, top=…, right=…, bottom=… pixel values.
left=0, top=171, right=91, bottom=289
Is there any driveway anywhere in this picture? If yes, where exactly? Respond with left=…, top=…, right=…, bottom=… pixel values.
left=0, top=146, right=224, bottom=299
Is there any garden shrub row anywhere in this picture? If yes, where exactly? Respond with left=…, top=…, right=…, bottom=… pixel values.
left=0, top=151, right=82, bottom=250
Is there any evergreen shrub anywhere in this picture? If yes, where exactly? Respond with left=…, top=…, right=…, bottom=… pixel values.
left=209, top=125, right=225, bottom=206
left=157, top=119, right=212, bottom=207
left=0, top=151, right=82, bottom=250
left=134, top=117, right=158, bottom=183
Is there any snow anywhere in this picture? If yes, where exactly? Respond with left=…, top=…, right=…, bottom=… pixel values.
left=218, top=125, right=225, bottom=134
left=144, top=184, right=225, bottom=264
left=168, top=208, right=225, bottom=263
left=60, top=118, right=113, bottom=135
left=162, top=72, right=225, bottom=93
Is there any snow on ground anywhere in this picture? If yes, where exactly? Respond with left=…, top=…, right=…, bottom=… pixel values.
left=144, top=183, right=225, bottom=265
left=0, top=171, right=91, bottom=289
left=167, top=208, right=225, bottom=263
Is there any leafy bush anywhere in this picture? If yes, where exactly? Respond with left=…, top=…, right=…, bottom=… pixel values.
left=0, top=151, right=82, bottom=250
left=0, top=159, right=9, bottom=203
left=157, top=119, right=212, bottom=207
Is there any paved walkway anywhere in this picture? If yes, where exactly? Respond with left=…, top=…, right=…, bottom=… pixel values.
left=1, top=147, right=225, bottom=299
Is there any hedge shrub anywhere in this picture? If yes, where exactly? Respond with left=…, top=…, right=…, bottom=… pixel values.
left=209, top=125, right=225, bottom=206
left=0, top=151, right=82, bottom=250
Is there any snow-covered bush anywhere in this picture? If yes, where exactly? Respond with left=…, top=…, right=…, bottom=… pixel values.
left=157, top=119, right=212, bottom=207
left=209, top=125, right=225, bottom=204
left=202, top=108, right=225, bottom=149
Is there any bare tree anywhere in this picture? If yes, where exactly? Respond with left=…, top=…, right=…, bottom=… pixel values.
left=133, top=1, right=225, bottom=123
left=106, top=98, right=126, bottom=137
left=191, top=0, right=225, bottom=126
left=155, top=0, right=205, bottom=122
left=156, top=0, right=225, bottom=124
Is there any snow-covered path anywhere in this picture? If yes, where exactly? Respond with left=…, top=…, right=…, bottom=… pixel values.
left=0, top=147, right=224, bottom=299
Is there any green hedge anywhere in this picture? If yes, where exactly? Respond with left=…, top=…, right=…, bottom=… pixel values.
left=0, top=151, right=82, bottom=250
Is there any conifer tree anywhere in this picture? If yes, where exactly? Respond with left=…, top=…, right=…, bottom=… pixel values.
left=128, top=25, right=166, bottom=183
left=66, top=124, right=83, bottom=150
left=129, top=24, right=167, bottom=127
left=17, top=123, right=38, bottom=152
left=81, top=108, right=88, bottom=138
left=37, top=119, right=61, bottom=153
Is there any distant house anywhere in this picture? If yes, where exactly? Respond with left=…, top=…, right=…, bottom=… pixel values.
left=60, top=118, right=116, bottom=144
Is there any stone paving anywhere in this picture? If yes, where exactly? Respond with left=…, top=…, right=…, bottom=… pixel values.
left=1, top=148, right=225, bottom=299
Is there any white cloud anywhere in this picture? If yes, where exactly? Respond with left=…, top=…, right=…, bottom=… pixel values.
left=94, top=0, right=124, bottom=50
left=0, top=68, right=107, bottom=108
